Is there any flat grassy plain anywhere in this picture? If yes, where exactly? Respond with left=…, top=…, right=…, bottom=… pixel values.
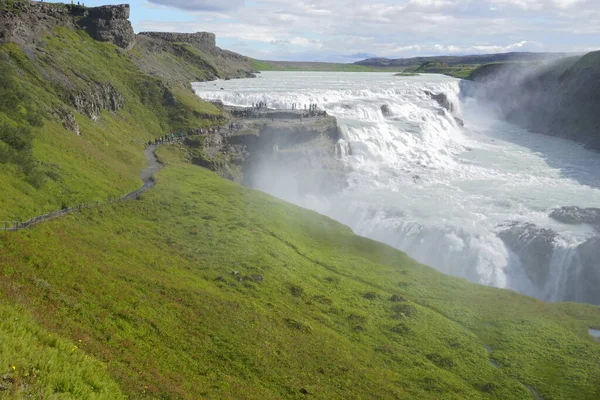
left=250, top=59, right=480, bottom=79
left=1, top=145, right=599, bottom=399
left=250, top=59, right=405, bottom=72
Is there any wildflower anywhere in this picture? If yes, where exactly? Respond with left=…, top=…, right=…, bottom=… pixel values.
left=12, top=366, right=16, bottom=370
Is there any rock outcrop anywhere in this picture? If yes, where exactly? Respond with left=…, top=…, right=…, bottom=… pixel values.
left=68, top=82, right=124, bottom=121
left=0, top=3, right=134, bottom=49
left=498, top=219, right=600, bottom=305
left=497, top=222, right=557, bottom=290
left=424, top=91, right=454, bottom=113
left=565, top=237, right=600, bottom=304
left=135, top=31, right=256, bottom=82
left=190, top=107, right=345, bottom=193
left=381, top=104, right=392, bottom=117
left=138, top=32, right=216, bottom=47
left=77, top=5, right=135, bottom=49
left=0, top=2, right=77, bottom=47
left=550, top=206, right=600, bottom=232
left=468, top=51, right=600, bottom=150
left=57, top=109, right=81, bottom=135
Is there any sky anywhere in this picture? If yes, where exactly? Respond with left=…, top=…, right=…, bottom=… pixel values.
left=75, top=0, right=599, bottom=62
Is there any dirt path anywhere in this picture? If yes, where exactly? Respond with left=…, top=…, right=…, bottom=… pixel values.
left=140, top=145, right=163, bottom=188
left=2, top=145, right=164, bottom=231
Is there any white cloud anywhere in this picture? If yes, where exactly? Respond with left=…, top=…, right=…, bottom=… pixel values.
left=139, top=0, right=600, bottom=61
left=148, top=0, right=245, bottom=12
left=433, top=40, right=543, bottom=54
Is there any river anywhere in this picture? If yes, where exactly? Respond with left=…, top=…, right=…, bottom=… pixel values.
left=193, top=71, right=600, bottom=304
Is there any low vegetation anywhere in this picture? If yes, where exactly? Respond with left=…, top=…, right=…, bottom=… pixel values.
left=1, top=145, right=599, bottom=399
left=0, top=25, right=223, bottom=221
left=0, top=304, right=125, bottom=399
left=250, top=59, right=402, bottom=72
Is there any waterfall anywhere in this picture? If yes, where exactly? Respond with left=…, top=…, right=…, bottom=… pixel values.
left=193, top=72, right=600, bottom=304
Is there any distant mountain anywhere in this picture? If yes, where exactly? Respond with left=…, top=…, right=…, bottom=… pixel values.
left=355, top=52, right=574, bottom=67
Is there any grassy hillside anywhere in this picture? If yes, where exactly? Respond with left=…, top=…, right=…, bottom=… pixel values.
left=410, top=61, right=479, bottom=79
left=0, top=25, right=223, bottom=221
left=0, top=303, right=125, bottom=398
left=1, top=144, right=600, bottom=399
left=250, top=58, right=484, bottom=79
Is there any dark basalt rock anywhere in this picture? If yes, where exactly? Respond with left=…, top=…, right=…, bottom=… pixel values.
left=468, top=51, right=600, bottom=151
left=424, top=90, right=454, bottom=113
left=497, top=222, right=558, bottom=289
left=77, top=5, right=135, bottom=49
left=68, top=82, right=124, bottom=121
left=564, top=237, right=600, bottom=304
left=138, top=31, right=216, bottom=48
left=381, top=104, right=392, bottom=116
left=550, top=207, right=600, bottom=232
left=0, top=3, right=135, bottom=49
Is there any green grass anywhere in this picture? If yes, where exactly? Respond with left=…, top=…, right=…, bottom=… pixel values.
left=0, top=303, right=125, bottom=398
left=410, top=62, right=480, bottom=79
left=249, top=59, right=402, bottom=72
left=395, top=72, right=420, bottom=77
left=0, top=25, right=224, bottom=221
left=1, top=146, right=599, bottom=399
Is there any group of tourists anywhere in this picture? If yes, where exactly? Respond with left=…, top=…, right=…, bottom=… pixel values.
left=148, top=132, right=184, bottom=146
left=229, top=122, right=241, bottom=132
left=230, top=108, right=257, bottom=118
left=253, top=102, right=268, bottom=110
left=290, top=103, right=325, bottom=117
left=189, top=126, right=221, bottom=136
left=291, top=103, right=318, bottom=111
left=147, top=124, right=236, bottom=147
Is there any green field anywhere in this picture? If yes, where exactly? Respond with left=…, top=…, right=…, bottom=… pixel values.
left=0, top=26, right=224, bottom=221
left=250, top=59, right=405, bottom=72
left=1, top=144, right=600, bottom=398
left=250, top=59, right=481, bottom=79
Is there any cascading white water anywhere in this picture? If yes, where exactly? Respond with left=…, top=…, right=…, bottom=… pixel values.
left=193, top=72, right=600, bottom=303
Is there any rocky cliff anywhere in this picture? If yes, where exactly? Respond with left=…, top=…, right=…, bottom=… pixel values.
left=0, top=2, right=134, bottom=49
left=0, top=1, right=255, bottom=214
left=135, top=31, right=256, bottom=83
left=138, top=31, right=216, bottom=47
left=0, top=1, right=256, bottom=138
left=467, top=52, right=600, bottom=150
left=0, top=1, right=255, bottom=84
left=78, top=4, right=135, bottom=49
left=183, top=107, right=345, bottom=193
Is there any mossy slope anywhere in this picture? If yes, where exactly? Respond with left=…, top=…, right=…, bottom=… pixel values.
left=0, top=304, right=124, bottom=399
left=0, top=25, right=223, bottom=221
left=1, top=146, right=599, bottom=399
